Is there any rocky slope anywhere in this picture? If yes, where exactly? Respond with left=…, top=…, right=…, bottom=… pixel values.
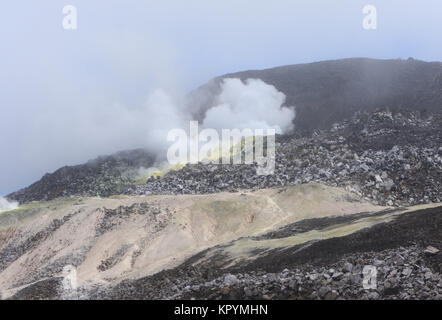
left=0, top=184, right=385, bottom=298
left=2, top=199, right=440, bottom=300
left=2, top=109, right=441, bottom=299
left=8, top=149, right=155, bottom=204
left=131, top=109, right=442, bottom=207
left=2, top=58, right=441, bottom=300
left=8, top=108, right=442, bottom=208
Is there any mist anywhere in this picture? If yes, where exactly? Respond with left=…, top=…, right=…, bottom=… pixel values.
left=202, top=78, right=295, bottom=133
left=0, top=197, right=18, bottom=211
left=120, top=78, right=296, bottom=167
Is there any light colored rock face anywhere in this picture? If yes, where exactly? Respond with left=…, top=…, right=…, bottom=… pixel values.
left=0, top=183, right=406, bottom=298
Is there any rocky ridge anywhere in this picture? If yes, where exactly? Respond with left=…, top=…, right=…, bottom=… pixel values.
left=130, top=109, right=442, bottom=207
left=8, top=149, right=155, bottom=204
left=8, top=110, right=441, bottom=208
left=188, top=58, right=442, bottom=132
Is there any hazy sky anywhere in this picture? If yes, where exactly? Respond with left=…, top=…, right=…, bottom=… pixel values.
left=1, top=0, right=442, bottom=195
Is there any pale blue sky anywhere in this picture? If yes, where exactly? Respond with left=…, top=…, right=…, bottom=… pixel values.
left=1, top=0, right=441, bottom=195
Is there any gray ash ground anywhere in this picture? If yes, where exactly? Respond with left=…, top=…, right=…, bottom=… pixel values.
left=83, top=206, right=441, bottom=300
left=129, top=109, right=442, bottom=207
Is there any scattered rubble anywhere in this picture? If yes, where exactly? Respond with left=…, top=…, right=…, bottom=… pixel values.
left=130, top=109, right=442, bottom=207
left=2, top=108, right=441, bottom=300
left=83, top=205, right=441, bottom=300
left=425, top=246, right=440, bottom=255
left=96, top=202, right=165, bottom=236
left=8, top=110, right=441, bottom=208
left=8, top=149, right=155, bottom=204
left=84, top=244, right=441, bottom=301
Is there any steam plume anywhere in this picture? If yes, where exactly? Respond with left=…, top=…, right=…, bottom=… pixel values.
left=202, top=78, right=295, bottom=133
left=0, top=197, right=18, bottom=211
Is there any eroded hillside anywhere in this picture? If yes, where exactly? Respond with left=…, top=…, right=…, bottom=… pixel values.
left=1, top=184, right=440, bottom=300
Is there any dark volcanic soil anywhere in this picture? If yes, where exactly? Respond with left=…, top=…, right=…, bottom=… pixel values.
left=237, top=206, right=442, bottom=273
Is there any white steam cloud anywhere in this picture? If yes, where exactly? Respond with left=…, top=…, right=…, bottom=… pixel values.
left=1, top=75, right=294, bottom=195
left=0, top=197, right=18, bottom=211
left=133, top=77, right=296, bottom=158
left=202, top=78, right=295, bottom=133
